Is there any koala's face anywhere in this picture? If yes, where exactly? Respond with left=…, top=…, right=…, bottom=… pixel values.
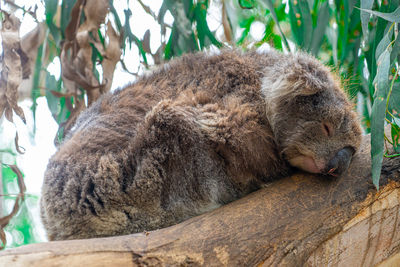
left=263, top=52, right=362, bottom=176
left=278, top=91, right=362, bottom=176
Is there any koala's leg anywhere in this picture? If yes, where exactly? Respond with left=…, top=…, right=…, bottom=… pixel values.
left=123, top=99, right=281, bottom=232
left=122, top=100, right=236, bottom=232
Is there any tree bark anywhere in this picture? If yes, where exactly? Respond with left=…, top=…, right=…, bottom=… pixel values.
left=1, top=134, right=400, bottom=267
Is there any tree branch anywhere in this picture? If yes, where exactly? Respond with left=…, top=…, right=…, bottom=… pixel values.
left=0, top=133, right=399, bottom=266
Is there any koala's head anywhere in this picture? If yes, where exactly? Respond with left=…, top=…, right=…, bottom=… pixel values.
left=262, top=51, right=362, bottom=177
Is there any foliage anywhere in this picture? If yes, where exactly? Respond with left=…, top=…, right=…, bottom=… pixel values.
left=0, top=0, right=399, bottom=248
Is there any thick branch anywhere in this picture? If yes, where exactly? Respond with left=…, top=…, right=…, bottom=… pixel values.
left=1, top=135, right=400, bottom=266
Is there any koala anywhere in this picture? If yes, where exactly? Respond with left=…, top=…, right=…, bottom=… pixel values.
left=40, top=49, right=362, bottom=241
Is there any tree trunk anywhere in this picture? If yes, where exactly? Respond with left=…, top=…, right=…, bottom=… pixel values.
left=1, top=134, right=400, bottom=267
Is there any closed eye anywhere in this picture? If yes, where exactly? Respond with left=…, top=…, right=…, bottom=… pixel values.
left=322, top=122, right=333, bottom=137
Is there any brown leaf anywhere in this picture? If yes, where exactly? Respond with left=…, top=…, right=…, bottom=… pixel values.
left=65, top=0, right=84, bottom=41
left=0, top=164, right=26, bottom=250
left=101, top=21, right=122, bottom=93
left=20, top=22, right=46, bottom=79
left=0, top=228, right=6, bottom=250
left=142, top=29, right=151, bottom=54
left=9, top=164, right=27, bottom=198
left=0, top=194, right=21, bottom=250
left=0, top=12, right=26, bottom=124
left=60, top=42, right=100, bottom=90
left=222, top=0, right=233, bottom=43
left=14, top=132, right=25, bottom=154
left=83, top=0, right=109, bottom=31
left=50, top=90, right=75, bottom=98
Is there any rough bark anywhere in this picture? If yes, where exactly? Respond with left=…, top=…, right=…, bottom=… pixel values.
left=1, top=134, right=400, bottom=267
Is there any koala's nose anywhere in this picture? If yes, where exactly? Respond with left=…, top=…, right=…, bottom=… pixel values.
left=325, top=147, right=355, bottom=176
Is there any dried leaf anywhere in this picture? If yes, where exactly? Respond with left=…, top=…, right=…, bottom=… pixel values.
left=14, top=132, right=25, bottom=154
left=0, top=229, right=6, bottom=250
left=50, top=90, right=75, bottom=98
left=0, top=12, right=26, bottom=124
left=65, top=0, right=84, bottom=41
left=142, top=29, right=151, bottom=54
left=20, top=22, right=46, bottom=79
left=101, top=21, right=121, bottom=93
left=9, top=164, right=27, bottom=197
left=0, top=164, right=26, bottom=250
left=222, top=0, right=233, bottom=43
left=60, top=42, right=100, bottom=90
left=83, top=0, right=109, bottom=29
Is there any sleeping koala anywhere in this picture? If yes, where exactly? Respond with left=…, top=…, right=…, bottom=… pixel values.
left=40, top=49, right=362, bottom=240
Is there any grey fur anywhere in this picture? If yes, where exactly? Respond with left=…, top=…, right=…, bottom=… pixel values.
left=40, top=49, right=362, bottom=240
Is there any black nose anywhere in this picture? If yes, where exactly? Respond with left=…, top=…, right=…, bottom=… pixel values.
left=325, top=147, right=355, bottom=176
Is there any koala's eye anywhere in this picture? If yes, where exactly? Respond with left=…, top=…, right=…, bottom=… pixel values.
left=322, top=122, right=333, bottom=137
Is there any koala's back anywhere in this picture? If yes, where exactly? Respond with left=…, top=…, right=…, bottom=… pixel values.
left=40, top=50, right=286, bottom=240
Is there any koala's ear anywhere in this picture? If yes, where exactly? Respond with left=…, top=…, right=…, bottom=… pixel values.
left=297, top=84, right=320, bottom=96
left=290, top=53, right=333, bottom=97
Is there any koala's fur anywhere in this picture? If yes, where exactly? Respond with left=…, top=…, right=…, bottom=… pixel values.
left=40, top=49, right=362, bottom=240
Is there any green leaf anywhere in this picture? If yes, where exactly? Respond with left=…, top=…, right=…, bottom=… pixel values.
left=337, top=0, right=350, bottom=62
left=45, top=72, right=59, bottom=118
left=30, top=44, right=44, bottom=134
left=263, top=0, right=290, bottom=51
left=288, top=0, right=304, bottom=46
left=360, top=0, right=374, bottom=37
left=194, top=2, right=222, bottom=49
left=310, top=2, right=330, bottom=55
left=371, top=49, right=391, bottom=190
left=359, top=6, right=400, bottom=22
left=388, top=83, right=400, bottom=113
left=375, top=23, right=393, bottom=62
left=390, top=33, right=400, bottom=62
left=239, top=0, right=256, bottom=9
left=237, top=16, right=255, bottom=45
left=391, top=122, right=400, bottom=153
left=44, top=0, right=60, bottom=44
left=298, top=0, right=313, bottom=51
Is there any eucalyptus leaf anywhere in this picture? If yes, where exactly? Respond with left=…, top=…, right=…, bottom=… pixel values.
left=262, top=0, right=290, bottom=51
left=298, top=0, right=313, bottom=51
left=375, top=23, right=393, bottom=61
left=239, top=0, right=256, bottom=9
left=45, top=72, right=59, bottom=118
left=391, top=123, right=400, bottom=153
left=371, top=49, right=391, bottom=190
left=359, top=6, right=400, bottom=22
left=360, top=0, right=374, bottom=37
left=388, top=83, right=400, bottom=113
left=310, top=2, right=330, bottom=56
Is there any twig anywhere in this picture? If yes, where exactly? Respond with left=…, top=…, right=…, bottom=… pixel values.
left=136, top=0, right=172, bottom=28
left=3, top=0, right=38, bottom=23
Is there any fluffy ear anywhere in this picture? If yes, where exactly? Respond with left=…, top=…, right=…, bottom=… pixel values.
left=287, top=56, right=333, bottom=97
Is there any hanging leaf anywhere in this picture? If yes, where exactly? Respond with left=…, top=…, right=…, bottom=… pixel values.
left=370, top=49, right=391, bottom=190
left=264, top=0, right=290, bottom=51
left=310, top=2, right=330, bottom=55
left=375, top=23, right=393, bottom=62
left=360, top=0, right=374, bottom=37
left=239, top=0, right=256, bottom=9
left=391, top=122, right=400, bottom=153
left=0, top=12, right=26, bottom=124
left=44, top=0, right=61, bottom=44
left=359, top=6, right=400, bottom=22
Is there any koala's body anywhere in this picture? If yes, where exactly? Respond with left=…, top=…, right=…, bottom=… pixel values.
left=40, top=49, right=362, bottom=240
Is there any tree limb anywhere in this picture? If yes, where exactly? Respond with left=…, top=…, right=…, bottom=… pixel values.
left=0, top=134, right=400, bottom=266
